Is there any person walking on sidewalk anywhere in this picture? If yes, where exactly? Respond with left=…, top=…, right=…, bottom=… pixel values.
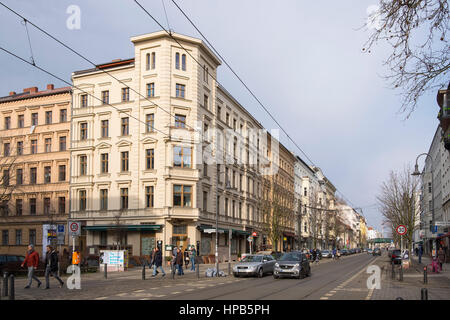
left=149, top=248, right=158, bottom=275
left=438, top=247, right=446, bottom=271
left=332, top=248, right=337, bottom=260
left=152, top=247, right=165, bottom=277
left=21, top=244, right=42, bottom=289
left=184, top=249, right=190, bottom=268
left=44, top=245, right=64, bottom=289
left=418, top=245, right=423, bottom=264
left=190, top=248, right=197, bottom=271
left=175, top=248, right=184, bottom=276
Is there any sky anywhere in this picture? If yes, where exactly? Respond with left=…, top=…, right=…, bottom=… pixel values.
left=0, top=0, right=442, bottom=236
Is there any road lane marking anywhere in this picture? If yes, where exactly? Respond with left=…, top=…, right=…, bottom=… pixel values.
left=185, top=289, right=194, bottom=291
left=172, top=291, right=181, bottom=294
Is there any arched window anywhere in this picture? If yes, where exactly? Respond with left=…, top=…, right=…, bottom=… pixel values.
left=181, top=54, right=186, bottom=71
left=175, top=52, right=180, bottom=69
left=151, top=52, right=156, bottom=69
left=146, top=53, right=150, bottom=70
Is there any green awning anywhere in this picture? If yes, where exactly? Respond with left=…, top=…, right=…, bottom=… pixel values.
left=197, top=225, right=250, bottom=235
left=83, top=225, right=163, bottom=231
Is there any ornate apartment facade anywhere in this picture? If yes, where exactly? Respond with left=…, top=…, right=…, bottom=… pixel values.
left=0, top=85, right=71, bottom=256
left=70, top=31, right=283, bottom=261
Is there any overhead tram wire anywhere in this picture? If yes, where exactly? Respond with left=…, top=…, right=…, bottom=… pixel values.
left=164, top=0, right=363, bottom=213
left=0, top=46, right=170, bottom=143
left=0, top=1, right=202, bottom=138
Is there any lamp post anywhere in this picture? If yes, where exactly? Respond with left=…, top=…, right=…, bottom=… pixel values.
left=412, top=153, right=435, bottom=257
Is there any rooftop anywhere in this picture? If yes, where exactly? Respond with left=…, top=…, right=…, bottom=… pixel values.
left=0, top=84, right=71, bottom=103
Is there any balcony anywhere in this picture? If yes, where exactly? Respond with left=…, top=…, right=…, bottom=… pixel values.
left=436, top=84, right=450, bottom=132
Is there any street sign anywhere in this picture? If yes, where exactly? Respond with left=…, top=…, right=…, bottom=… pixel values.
left=396, top=225, right=407, bottom=235
left=57, top=224, right=65, bottom=245
left=57, top=225, right=65, bottom=233
left=68, top=221, right=81, bottom=236
left=252, top=232, right=257, bottom=237
left=247, top=236, right=253, bottom=242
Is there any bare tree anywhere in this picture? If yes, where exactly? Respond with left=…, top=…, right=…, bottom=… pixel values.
left=363, top=0, right=449, bottom=118
left=376, top=165, right=420, bottom=254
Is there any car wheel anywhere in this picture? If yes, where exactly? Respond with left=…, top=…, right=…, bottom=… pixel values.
left=258, top=268, right=264, bottom=278
left=273, top=274, right=279, bottom=279
left=299, top=269, right=306, bottom=279
left=307, top=267, right=311, bottom=277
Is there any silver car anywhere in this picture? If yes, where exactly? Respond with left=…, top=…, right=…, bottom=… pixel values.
left=233, top=254, right=276, bottom=278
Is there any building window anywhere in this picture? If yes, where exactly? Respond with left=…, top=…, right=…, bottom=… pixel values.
left=29, top=229, right=36, bottom=245
left=101, top=120, right=109, bottom=137
left=204, top=95, right=208, bottom=109
left=175, top=52, right=180, bottom=69
left=16, top=169, right=23, bottom=185
left=30, top=168, right=37, bottom=184
left=60, top=109, right=67, bottom=122
left=2, top=170, right=9, bottom=186
left=151, top=52, right=156, bottom=69
left=121, top=151, right=129, bottom=172
left=31, top=139, right=37, bottom=154
left=175, top=84, right=185, bottom=98
left=43, top=197, right=51, bottom=215
left=45, top=111, right=52, bottom=124
left=121, top=88, right=130, bottom=102
left=59, top=165, right=66, bottom=181
left=101, top=90, right=109, bottom=105
left=18, top=115, right=24, bottom=128
left=174, top=114, right=186, bottom=128
left=31, top=113, right=38, bottom=126
left=16, top=199, right=22, bottom=216
left=146, top=186, right=154, bottom=208
left=203, top=65, right=209, bottom=83
left=79, top=190, right=86, bottom=211
left=146, top=149, right=154, bottom=170
left=147, top=83, right=155, bottom=97
left=100, top=189, right=108, bottom=211
left=428, top=182, right=432, bottom=193
left=225, top=198, right=229, bottom=216
left=3, top=143, right=10, bottom=157
left=45, top=138, right=52, bottom=153
left=181, top=54, right=186, bottom=71
left=2, top=230, right=9, bottom=245
left=304, top=187, right=307, bottom=197
left=4, top=116, right=10, bottom=129
left=15, top=229, right=22, bottom=245
left=146, top=114, right=154, bottom=132
left=17, top=141, right=23, bottom=155
left=101, top=153, right=109, bottom=173
left=121, top=117, right=129, bottom=136
left=203, top=191, right=208, bottom=211
left=173, top=146, right=191, bottom=168
left=30, top=199, right=36, bottom=215
left=173, top=185, right=192, bottom=207
left=146, top=53, right=150, bottom=70
left=120, top=188, right=128, bottom=210
left=59, top=136, right=66, bottom=151
left=1, top=200, right=8, bottom=216
left=226, top=113, right=230, bottom=126
left=58, top=197, right=65, bottom=214
left=80, top=94, right=88, bottom=108
left=80, top=155, right=87, bottom=176
left=80, top=123, right=87, bottom=140
left=217, top=106, right=221, bottom=120
left=44, top=166, right=51, bottom=183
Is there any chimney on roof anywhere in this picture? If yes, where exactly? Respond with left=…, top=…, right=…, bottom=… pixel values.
left=46, top=84, right=54, bottom=90
left=9, top=91, right=16, bottom=96
left=23, top=87, right=38, bottom=94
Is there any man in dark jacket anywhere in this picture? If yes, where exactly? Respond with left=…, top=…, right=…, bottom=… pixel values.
left=21, top=244, right=42, bottom=289
left=44, top=245, right=64, bottom=289
left=175, top=248, right=184, bottom=275
left=151, top=247, right=166, bottom=277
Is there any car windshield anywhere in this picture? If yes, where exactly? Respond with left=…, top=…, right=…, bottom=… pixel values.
left=241, top=255, right=263, bottom=262
left=322, top=250, right=329, bottom=254
left=279, top=252, right=302, bottom=261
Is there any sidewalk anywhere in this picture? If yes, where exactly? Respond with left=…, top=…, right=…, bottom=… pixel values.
left=410, top=255, right=450, bottom=280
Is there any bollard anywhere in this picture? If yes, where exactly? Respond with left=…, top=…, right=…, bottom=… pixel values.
left=142, top=264, right=146, bottom=280
left=399, top=264, right=403, bottom=282
left=104, top=263, right=107, bottom=279
left=2, top=272, right=8, bottom=297
left=421, top=288, right=428, bottom=300
left=8, top=274, right=14, bottom=300
left=423, top=266, right=427, bottom=284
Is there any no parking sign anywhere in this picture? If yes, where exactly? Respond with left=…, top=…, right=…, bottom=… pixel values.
left=68, top=221, right=81, bottom=236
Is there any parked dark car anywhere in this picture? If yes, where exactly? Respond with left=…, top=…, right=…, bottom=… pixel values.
left=0, top=254, right=46, bottom=276
left=390, top=249, right=402, bottom=264
left=340, top=249, right=349, bottom=256
left=355, top=248, right=361, bottom=253
left=373, top=248, right=382, bottom=256
left=273, top=251, right=311, bottom=279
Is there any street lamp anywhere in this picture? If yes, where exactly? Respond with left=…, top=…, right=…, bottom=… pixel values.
left=412, top=153, right=435, bottom=257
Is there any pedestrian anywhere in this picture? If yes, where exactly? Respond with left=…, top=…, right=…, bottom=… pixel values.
left=21, top=244, right=42, bottom=289
left=184, top=249, right=190, bottom=267
left=312, top=248, right=317, bottom=262
left=337, top=249, right=341, bottom=259
left=152, top=247, right=166, bottom=277
left=190, top=247, right=197, bottom=272
left=315, top=251, right=320, bottom=264
left=418, top=245, right=423, bottom=264
left=415, top=247, right=419, bottom=257
left=438, top=247, right=445, bottom=271
left=44, top=245, right=64, bottom=289
left=332, top=248, right=336, bottom=260
left=150, top=248, right=158, bottom=274
left=175, top=248, right=184, bottom=276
